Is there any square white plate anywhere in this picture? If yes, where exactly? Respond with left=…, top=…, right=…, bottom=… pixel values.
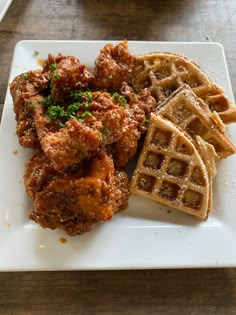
left=0, top=40, right=236, bottom=271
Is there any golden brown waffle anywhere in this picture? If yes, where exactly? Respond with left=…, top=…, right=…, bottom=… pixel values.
left=130, top=114, right=212, bottom=220
left=201, top=83, right=236, bottom=124
left=195, top=136, right=217, bottom=213
left=157, top=85, right=236, bottom=160
left=132, top=52, right=236, bottom=124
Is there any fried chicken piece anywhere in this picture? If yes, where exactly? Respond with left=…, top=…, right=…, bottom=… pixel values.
left=10, top=53, right=93, bottom=148
left=37, top=118, right=103, bottom=171
left=93, top=39, right=134, bottom=90
left=42, top=54, right=94, bottom=103
left=90, top=91, right=129, bottom=144
left=110, top=125, right=140, bottom=167
left=25, top=151, right=129, bottom=235
left=33, top=91, right=128, bottom=171
left=10, top=69, right=49, bottom=101
left=108, top=84, right=157, bottom=167
left=10, top=70, right=49, bottom=148
left=24, top=149, right=59, bottom=201
left=121, top=83, right=157, bottom=133
left=14, top=95, right=44, bottom=148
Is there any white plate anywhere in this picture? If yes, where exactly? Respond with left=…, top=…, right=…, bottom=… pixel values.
left=0, top=0, right=12, bottom=22
left=0, top=40, right=236, bottom=271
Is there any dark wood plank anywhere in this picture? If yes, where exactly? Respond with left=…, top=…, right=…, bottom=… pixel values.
left=0, top=269, right=236, bottom=315
left=0, top=0, right=236, bottom=314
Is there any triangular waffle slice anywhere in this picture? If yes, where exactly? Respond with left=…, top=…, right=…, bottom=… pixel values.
left=131, top=52, right=236, bottom=123
left=157, top=85, right=236, bottom=160
left=130, top=114, right=211, bottom=219
left=195, top=135, right=217, bottom=213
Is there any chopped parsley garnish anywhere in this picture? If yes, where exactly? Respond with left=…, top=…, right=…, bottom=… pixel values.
left=101, top=126, right=108, bottom=141
left=53, top=71, right=59, bottom=79
left=144, top=119, right=150, bottom=125
left=34, top=50, right=39, bottom=56
left=101, top=134, right=107, bottom=141
left=66, top=103, right=80, bottom=118
left=84, top=91, right=93, bottom=102
left=49, top=63, right=57, bottom=72
left=81, top=111, right=92, bottom=118
left=27, top=100, right=35, bottom=110
left=42, top=93, right=93, bottom=126
left=71, top=90, right=93, bottom=104
left=70, top=91, right=93, bottom=112
left=47, top=105, right=65, bottom=120
left=112, top=92, right=127, bottom=108
left=77, top=117, right=84, bottom=123
left=37, top=91, right=95, bottom=128
left=82, top=102, right=90, bottom=109
left=46, top=104, right=81, bottom=121
left=85, top=91, right=93, bottom=102
left=71, top=91, right=83, bottom=102
left=22, top=73, right=28, bottom=81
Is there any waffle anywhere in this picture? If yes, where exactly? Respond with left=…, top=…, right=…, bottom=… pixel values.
left=130, top=114, right=212, bottom=220
left=201, top=83, right=236, bottom=124
left=195, top=135, right=217, bottom=213
left=131, top=52, right=236, bottom=124
left=157, top=85, right=236, bottom=160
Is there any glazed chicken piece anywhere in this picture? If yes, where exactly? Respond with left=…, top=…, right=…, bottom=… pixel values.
left=110, top=125, right=140, bottom=168
left=121, top=83, right=157, bottom=134
left=42, top=54, right=94, bottom=103
left=109, top=84, right=157, bottom=167
left=25, top=151, right=129, bottom=235
left=10, top=69, right=49, bottom=101
left=10, top=54, right=94, bottom=148
left=93, top=39, right=134, bottom=90
left=33, top=91, right=129, bottom=171
left=10, top=70, right=49, bottom=148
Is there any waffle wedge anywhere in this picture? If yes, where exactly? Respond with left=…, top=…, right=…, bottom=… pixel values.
left=130, top=114, right=213, bottom=220
left=132, top=52, right=236, bottom=123
left=195, top=135, right=217, bottom=213
left=157, top=85, right=236, bottom=160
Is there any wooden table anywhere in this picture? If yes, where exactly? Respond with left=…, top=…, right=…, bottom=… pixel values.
left=0, top=1, right=236, bottom=314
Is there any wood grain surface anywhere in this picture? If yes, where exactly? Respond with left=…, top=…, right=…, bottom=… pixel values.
left=0, top=1, right=236, bottom=314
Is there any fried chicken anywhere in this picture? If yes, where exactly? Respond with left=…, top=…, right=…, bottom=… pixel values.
left=32, top=91, right=129, bottom=171
left=10, top=55, right=94, bottom=148
left=10, top=54, right=132, bottom=171
left=93, top=39, right=134, bottom=90
left=42, top=53, right=94, bottom=103
left=109, top=83, right=157, bottom=167
left=10, top=70, right=49, bottom=148
left=10, top=40, right=158, bottom=236
left=25, top=151, right=129, bottom=235
left=121, top=82, right=157, bottom=134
